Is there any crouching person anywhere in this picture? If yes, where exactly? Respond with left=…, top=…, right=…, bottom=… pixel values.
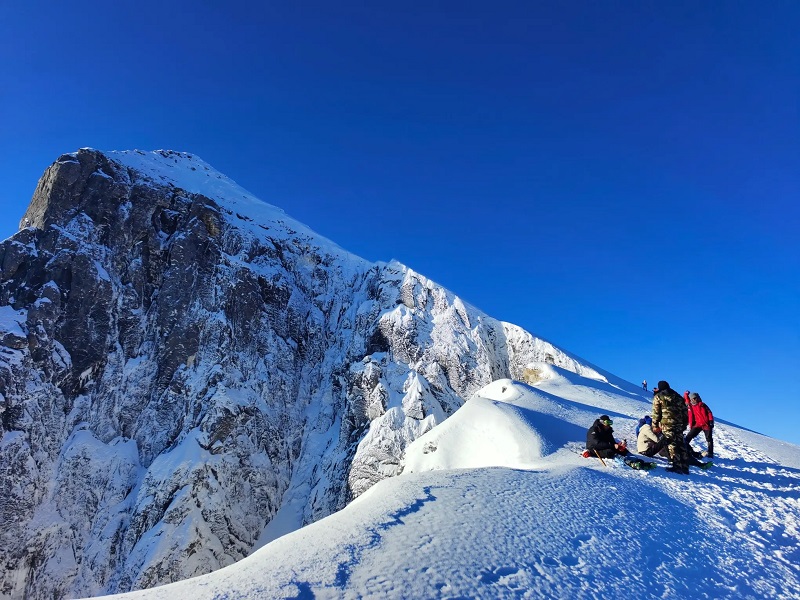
left=637, top=417, right=670, bottom=458
left=586, top=415, right=628, bottom=458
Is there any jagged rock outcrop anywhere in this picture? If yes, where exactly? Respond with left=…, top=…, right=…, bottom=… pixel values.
left=0, top=149, right=607, bottom=599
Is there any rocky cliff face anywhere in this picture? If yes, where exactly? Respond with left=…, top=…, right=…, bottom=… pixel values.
left=0, top=149, right=606, bottom=599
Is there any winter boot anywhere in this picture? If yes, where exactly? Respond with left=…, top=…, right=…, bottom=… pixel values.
left=665, top=467, right=690, bottom=475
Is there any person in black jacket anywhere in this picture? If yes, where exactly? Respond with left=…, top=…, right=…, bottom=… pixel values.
left=586, top=415, right=628, bottom=458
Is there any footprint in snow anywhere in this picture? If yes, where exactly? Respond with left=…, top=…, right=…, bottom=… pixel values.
left=571, top=533, right=592, bottom=550
left=478, top=565, right=520, bottom=585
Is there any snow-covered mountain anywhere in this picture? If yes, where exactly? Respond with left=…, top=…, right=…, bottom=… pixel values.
left=103, top=375, right=800, bottom=599
left=0, top=149, right=620, bottom=599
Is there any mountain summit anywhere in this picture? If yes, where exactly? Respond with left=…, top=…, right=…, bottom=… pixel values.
left=1, top=149, right=620, bottom=598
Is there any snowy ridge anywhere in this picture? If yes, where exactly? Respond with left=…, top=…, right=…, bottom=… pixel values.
left=2, top=149, right=651, bottom=598
left=107, top=149, right=367, bottom=267
left=3, top=148, right=796, bottom=600
left=103, top=377, right=800, bottom=600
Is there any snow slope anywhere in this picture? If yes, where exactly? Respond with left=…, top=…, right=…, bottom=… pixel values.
left=5, top=148, right=651, bottom=598
left=100, top=370, right=800, bottom=600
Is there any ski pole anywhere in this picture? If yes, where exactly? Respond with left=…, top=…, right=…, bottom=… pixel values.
left=594, top=449, right=607, bottom=467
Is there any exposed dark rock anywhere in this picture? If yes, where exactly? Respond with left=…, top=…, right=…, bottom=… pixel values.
left=0, top=149, right=600, bottom=599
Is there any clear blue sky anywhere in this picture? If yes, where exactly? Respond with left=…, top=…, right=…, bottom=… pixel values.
left=1, top=1, right=798, bottom=444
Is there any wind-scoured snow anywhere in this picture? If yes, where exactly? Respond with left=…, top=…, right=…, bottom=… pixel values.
left=101, top=373, right=800, bottom=600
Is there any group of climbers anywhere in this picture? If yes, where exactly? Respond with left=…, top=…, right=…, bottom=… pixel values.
left=584, top=380, right=714, bottom=475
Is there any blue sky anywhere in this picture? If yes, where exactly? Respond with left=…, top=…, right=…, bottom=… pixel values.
left=1, top=1, right=798, bottom=444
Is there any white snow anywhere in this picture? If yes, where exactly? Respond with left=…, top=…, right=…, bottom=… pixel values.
left=0, top=305, right=26, bottom=337
left=97, top=373, right=800, bottom=600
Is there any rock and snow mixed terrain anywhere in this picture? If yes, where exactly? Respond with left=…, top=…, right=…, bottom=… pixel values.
left=106, top=375, right=800, bottom=599
left=2, top=150, right=798, bottom=599
left=1, top=149, right=616, bottom=599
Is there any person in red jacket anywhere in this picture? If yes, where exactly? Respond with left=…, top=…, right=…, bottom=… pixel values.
left=685, top=392, right=714, bottom=458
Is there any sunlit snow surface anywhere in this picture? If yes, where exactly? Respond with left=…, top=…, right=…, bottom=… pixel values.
left=100, top=371, right=800, bottom=600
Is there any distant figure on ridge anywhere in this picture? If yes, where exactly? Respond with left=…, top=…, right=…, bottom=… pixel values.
left=585, top=415, right=628, bottom=459
left=684, top=391, right=715, bottom=458
left=642, top=380, right=648, bottom=390
left=652, top=380, right=690, bottom=474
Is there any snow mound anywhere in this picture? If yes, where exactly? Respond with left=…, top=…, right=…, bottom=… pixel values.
left=403, top=379, right=555, bottom=472
left=403, top=375, right=657, bottom=476
left=474, top=377, right=526, bottom=401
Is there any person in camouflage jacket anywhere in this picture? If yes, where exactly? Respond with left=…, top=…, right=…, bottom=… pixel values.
left=652, top=380, right=690, bottom=474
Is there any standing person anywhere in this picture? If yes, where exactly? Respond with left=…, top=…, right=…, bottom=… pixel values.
left=685, top=392, right=714, bottom=458
left=642, top=380, right=648, bottom=390
left=652, top=380, right=690, bottom=474
left=585, top=415, right=628, bottom=458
